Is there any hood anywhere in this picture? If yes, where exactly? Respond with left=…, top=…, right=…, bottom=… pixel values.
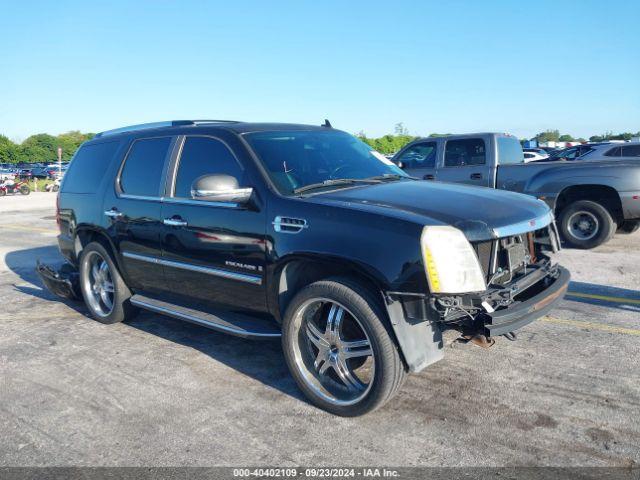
left=307, top=180, right=552, bottom=241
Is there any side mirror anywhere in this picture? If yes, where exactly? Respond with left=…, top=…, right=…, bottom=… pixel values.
left=397, top=161, right=405, bottom=169
left=190, top=174, right=253, bottom=205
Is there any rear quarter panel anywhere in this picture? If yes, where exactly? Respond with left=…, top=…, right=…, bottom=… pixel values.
left=58, top=138, right=131, bottom=263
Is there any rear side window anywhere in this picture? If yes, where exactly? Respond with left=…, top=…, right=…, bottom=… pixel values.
left=444, top=138, right=486, bottom=167
left=120, top=137, right=172, bottom=197
left=173, top=137, right=245, bottom=198
left=396, top=142, right=437, bottom=168
left=621, top=145, right=640, bottom=157
left=61, top=141, right=120, bottom=193
left=497, top=136, right=525, bottom=165
left=604, top=147, right=621, bottom=157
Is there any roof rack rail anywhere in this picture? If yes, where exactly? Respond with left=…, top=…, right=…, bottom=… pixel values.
left=95, top=119, right=242, bottom=138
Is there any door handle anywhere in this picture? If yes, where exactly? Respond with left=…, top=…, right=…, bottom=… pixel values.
left=470, top=173, right=483, bottom=180
left=163, top=217, right=188, bottom=227
left=423, top=174, right=435, bottom=180
left=104, top=208, right=123, bottom=218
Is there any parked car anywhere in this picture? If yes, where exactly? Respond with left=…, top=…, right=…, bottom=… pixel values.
left=523, top=151, right=548, bottom=162
left=394, top=133, right=640, bottom=248
left=545, top=143, right=617, bottom=161
left=41, top=120, right=569, bottom=416
left=0, top=168, right=16, bottom=181
left=538, top=146, right=558, bottom=155
left=579, top=142, right=640, bottom=160
left=523, top=148, right=549, bottom=158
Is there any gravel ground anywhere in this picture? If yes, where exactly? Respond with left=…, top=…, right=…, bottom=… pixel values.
left=0, top=193, right=639, bottom=467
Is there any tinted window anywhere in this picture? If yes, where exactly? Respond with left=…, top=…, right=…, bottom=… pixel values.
left=621, top=145, right=640, bottom=157
left=577, top=146, right=594, bottom=157
left=524, top=153, right=534, bottom=159
left=497, top=136, right=524, bottom=165
left=174, top=137, right=244, bottom=198
left=604, top=147, right=621, bottom=157
left=560, top=147, right=578, bottom=159
left=62, top=141, right=120, bottom=194
left=244, top=130, right=406, bottom=195
left=396, top=142, right=437, bottom=169
left=120, top=137, right=172, bottom=197
left=444, top=138, right=486, bottom=167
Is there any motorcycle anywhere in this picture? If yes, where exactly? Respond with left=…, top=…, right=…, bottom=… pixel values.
left=0, top=179, right=31, bottom=196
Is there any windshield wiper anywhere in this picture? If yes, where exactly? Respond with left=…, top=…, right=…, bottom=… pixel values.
left=364, top=173, right=418, bottom=182
left=293, top=178, right=381, bottom=194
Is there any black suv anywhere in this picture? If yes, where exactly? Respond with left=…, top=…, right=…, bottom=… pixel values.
left=51, top=120, right=570, bottom=416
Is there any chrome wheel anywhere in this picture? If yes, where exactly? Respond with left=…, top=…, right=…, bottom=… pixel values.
left=291, top=298, right=375, bottom=406
left=568, top=211, right=599, bottom=241
left=82, top=251, right=115, bottom=318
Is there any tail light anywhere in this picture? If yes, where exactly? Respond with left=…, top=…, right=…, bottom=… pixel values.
left=55, top=193, right=61, bottom=229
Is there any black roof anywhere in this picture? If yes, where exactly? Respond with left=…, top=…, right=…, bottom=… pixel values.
left=94, top=120, right=330, bottom=139
left=223, top=122, right=329, bottom=134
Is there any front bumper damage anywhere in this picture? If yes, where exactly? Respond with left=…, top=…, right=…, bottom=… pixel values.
left=432, top=259, right=570, bottom=337
left=383, top=258, right=570, bottom=373
left=35, top=260, right=81, bottom=300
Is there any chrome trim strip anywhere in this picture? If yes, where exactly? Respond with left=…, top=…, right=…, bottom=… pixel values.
left=122, top=251, right=163, bottom=264
left=120, top=193, right=162, bottom=202
left=162, top=197, right=238, bottom=208
left=492, top=211, right=554, bottom=238
left=130, top=298, right=281, bottom=338
left=122, top=252, right=262, bottom=285
left=272, top=216, right=308, bottom=233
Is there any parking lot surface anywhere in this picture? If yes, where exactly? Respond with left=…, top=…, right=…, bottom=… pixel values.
left=1, top=193, right=639, bottom=466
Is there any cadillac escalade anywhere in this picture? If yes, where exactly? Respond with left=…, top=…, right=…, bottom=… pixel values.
left=46, top=120, right=570, bottom=416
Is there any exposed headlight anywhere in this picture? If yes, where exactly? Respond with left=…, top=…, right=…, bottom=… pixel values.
left=421, top=226, right=486, bottom=294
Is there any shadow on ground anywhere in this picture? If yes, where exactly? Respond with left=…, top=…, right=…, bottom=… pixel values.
left=4, top=245, right=304, bottom=403
left=567, top=280, right=640, bottom=312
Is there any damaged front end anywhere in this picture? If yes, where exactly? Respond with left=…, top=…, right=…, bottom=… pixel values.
left=384, top=222, right=570, bottom=372
left=431, top=223, right=569, bottom=338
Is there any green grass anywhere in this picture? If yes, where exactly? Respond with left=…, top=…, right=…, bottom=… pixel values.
left=25, top=179, right=57, bottom=192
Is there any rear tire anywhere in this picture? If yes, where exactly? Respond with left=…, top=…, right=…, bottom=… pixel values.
left=282, top=277, right=406, bottom=416
left=79, top=241, right=137, bottom=324
left=617, top=220, right=640, bottom=234
left=558, top=200, right=616, bottom=249
left=0, top=189, right=5, bottom=197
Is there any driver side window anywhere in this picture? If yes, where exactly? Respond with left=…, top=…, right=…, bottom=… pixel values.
left=173, top=137, right=245, bottom=198
left=396, top=142, right=437, bottom=169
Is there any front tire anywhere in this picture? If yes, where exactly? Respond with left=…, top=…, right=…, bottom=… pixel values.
left=79, top=242, right=137, bottom=324
left=558, top=200, right=616, bottom=249
left=19, top=185, right=30, bottom=195
left=282, top=277, right=406, bottom=416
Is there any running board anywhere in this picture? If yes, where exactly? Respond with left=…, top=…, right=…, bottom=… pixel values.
left=130, top=294, right=281, bottom=339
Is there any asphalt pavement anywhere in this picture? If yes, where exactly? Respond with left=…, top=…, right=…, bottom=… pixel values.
left=0, top=193, right=638, bottom=467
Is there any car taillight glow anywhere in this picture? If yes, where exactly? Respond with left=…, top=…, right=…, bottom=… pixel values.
left=55, top=193, right=61, bottom=228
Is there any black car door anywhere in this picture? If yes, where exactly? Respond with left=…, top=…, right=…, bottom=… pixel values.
left=102, top=135, right=176, bottom=295
left=160, top=135, right=268, bottom=315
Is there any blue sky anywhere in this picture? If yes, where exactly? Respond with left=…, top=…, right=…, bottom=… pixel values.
left=1, top=0, right=638, bottom=141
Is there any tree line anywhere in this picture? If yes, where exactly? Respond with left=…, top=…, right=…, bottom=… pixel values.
left=357, top=125, right=640, bottom=155
left=1, top=125, right=638, bottom=163
left=532, top=129, right=640, bottom=144
left=0, top=131, right=95, bottom=164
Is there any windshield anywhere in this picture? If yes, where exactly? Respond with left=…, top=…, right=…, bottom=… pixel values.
left=244, top=130, right=407, bottom=195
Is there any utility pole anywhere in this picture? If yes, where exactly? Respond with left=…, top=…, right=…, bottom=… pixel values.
left=57, top=147, right=62, bottom=179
